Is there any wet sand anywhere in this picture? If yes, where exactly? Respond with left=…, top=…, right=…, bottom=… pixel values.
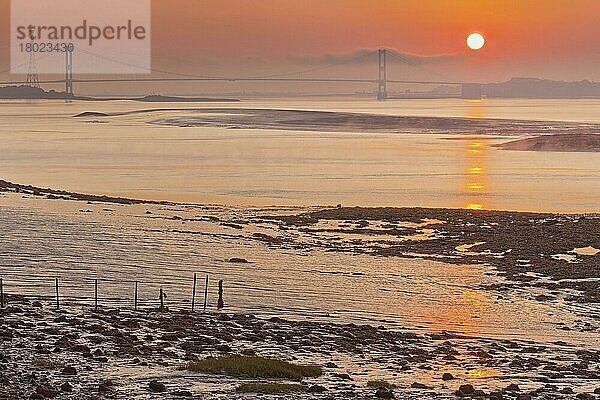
left=495, top=134, right=600, bottom=152
left=76, top=107, right=600, bottom=136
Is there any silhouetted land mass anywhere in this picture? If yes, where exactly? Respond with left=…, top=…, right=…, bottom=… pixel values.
left=0, top=179, right=169, bottom=205
left=412, top=78, right=600, bottom=99
left=496, top=134, right=600, bottom=152
left=0, top=86, right=238, bottom=102
left=484, top=78, right=600, bottom=98
left=0, top=85, right=78, bottom=99
left=133, top=95, right=239, bottom=102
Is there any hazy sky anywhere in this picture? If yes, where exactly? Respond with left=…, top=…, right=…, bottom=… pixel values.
left=1, top=0, right=599, bottom=95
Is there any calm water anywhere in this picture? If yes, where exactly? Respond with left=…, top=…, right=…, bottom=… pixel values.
left=1, top=98, right=600, bottom=343
left=0, top=98, right=599, bottom=212
left=2, top=194, right=597, bottom=344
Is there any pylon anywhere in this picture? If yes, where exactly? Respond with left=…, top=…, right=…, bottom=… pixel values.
left=25, top=28, right=40, bottom=88
left=65, top=48, right=74, bottom=95
left=377, top=49, right=387, bottom=100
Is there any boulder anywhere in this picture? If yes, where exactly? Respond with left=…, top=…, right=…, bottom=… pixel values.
left=149, top=380, right=166, bottom=392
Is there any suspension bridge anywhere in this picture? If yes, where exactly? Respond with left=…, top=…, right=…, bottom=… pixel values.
left=2, top=47, right=483, bottom=100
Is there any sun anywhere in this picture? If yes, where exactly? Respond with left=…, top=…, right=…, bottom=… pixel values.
left=466, top=33, right=485, bottom=50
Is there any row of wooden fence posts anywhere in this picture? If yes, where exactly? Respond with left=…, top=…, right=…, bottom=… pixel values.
left=46, top=274, right=219, bottom=311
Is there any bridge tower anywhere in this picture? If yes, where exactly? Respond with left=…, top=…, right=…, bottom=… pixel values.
left=25, top=28, right=40, bottom=88
left=65, top=47, right=74, bottom=96
left=377, top=48, right=387, bottom=100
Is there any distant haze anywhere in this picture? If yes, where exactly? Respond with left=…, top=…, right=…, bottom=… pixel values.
left=0, top=0, right=599, bottom=96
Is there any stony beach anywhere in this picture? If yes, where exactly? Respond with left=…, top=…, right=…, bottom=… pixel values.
left=1, top=299, right=600, bottom=400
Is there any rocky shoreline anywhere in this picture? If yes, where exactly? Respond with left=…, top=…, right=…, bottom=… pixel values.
left=1, top=299, right=600, bottom=399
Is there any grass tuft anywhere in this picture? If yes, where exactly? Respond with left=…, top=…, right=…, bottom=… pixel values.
left=236, top=383, right=307, bottom=394
left=32, top=359, right=59, bottom=369
left=184, top=355, right=322, bottom=381
left=367, top=380, right=396, bottom=389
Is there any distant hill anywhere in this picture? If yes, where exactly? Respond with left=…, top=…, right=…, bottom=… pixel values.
left=133, top=95, right=239, bottom=102
left=484, top=78, right=600, bottom=98
left=0, top=87, right=239, bottom=102
left=0, top=85, right=76, bottom=99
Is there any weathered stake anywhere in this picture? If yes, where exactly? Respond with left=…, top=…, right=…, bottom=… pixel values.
left=0, top=277, right=4, bottom=309
left=217, top=280, right=224, bottom=309
left=134, top=281, right=138, bottom=311
left=94, top=279, right=98, bottom=311
left=203, top=275, right=209, bottom=311
left=159, top=288, right=164, bottom=311
left=55, top=278, right=60, bottom=309
left=191, top=273, right=197, bottom=311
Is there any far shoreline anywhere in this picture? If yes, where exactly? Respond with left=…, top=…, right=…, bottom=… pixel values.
left=2, top=178, right=599, bottom=216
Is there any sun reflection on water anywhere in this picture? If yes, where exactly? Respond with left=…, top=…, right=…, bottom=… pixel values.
left=466, top=369, right=503, bottom=379
left=463, top=135, right=490, bottom=210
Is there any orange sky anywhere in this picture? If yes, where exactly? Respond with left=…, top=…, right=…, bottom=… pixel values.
left=1, top=0, right=599, bottom=94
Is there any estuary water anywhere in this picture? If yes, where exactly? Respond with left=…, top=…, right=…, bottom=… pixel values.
left=1, top=98, right=600, bottom=344
left=0, top=97, right=599, bottom=212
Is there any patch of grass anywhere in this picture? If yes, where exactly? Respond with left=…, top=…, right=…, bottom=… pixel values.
left=236, top=383, right=307, bottom=394
left=184, top=356, right=322, bottom=381
left=367, top=380, right=396, bottom=389
left=32, top=359, right=59, bottom=369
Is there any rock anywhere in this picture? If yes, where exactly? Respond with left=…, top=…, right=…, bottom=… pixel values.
left=29, top=394, right=44, bottom=400
left=333, top=373, right=353, bottom=381
left=375, top=387, right=395, bottom=399
left=172, top=390, right=193, bottom=397
left=324, top=361, right=339, bottom=368
left=61, top=366, right=77, bottom=375
left=457, top=384, right=475, bottom=396
left=228, top=257, right=250, bottom=263
left=489, top=390, right=503, bottom=400
left=35, top=384, right=59, bottom=398
left=60, top=382, right=73, bottom=392
left=411, top=382, right=431, bottom=389
left=576, top=394, right=595, bottom=400
left=505, top=383, right=520, bottom=392
left=561, top=387, right=574, bottom=394
left=98, top=380, right=113, bottom=393
left=149, top=380, right=166, bottom=392
left=595, top=388, right=600, bottom=394
left=442, top=372, right=455, bottom=380
left=308, top=385, right=327, bottom=393
left=215, top=344, right=232, bottom=352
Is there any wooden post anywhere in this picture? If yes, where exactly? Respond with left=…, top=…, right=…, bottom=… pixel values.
left=134, top=281, right=138, bottom=311
left=55, top=278, right=60, bottom=309
left=94, top=279, right=98, bottom=311
left=203, top=275, right=209, bottom=311
left=0, top=277, right=4, bottom=309
left=191, top=273, right=197, bottom=311
left=217, top=280, right=224, bottom=309
left=159, top=288, right=164, bottom=311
